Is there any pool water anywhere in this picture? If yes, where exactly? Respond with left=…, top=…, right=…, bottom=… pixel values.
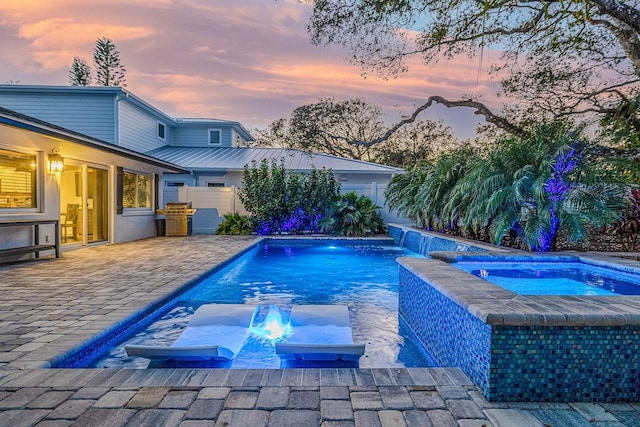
left=454, top=261, right=640, bottom=295
left=88, top=240, right=436, bottom=369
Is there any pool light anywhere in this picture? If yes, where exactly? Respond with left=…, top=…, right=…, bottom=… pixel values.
left=251, top=305, right=290, bottom=341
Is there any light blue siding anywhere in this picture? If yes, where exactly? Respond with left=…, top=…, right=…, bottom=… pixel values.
left=172, top=126, right=233, bottom=147
left=0, top=92, right=116, bottom=143
left=118, top=101, right=170, bottom=151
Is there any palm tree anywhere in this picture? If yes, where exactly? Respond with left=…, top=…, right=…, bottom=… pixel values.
left=415, top=147, right=476, bottom=232
left=454, top=123, right=630, bottom=251
left=385, top=161, right=432, bottom=227
left=386, top=122, right=632, bottom=251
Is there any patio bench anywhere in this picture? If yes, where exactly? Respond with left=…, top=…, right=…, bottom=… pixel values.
left=0, top=219, right=60, bottom=263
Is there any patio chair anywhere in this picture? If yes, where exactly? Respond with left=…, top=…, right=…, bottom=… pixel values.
left=275, top=305, right=366, bottom=362
left=61, top=203, right=79, bottom=242
left=125, top=304, right=257, bottom=361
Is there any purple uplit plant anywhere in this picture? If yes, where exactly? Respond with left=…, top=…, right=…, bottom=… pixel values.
left=537, top=145, right=581, bottom=252
left=256, top=221, right=274, bottom=236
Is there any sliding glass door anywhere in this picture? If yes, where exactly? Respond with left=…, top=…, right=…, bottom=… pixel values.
left=59, top=164, right=109, bottom=245
left=87, top=167, right=108, bottom=243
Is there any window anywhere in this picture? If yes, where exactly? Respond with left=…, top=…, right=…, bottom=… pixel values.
left=0, top=148, right=37, bottom=209
left=122, top=171, right=151, bottom=209
left=166, top=181, right=185, bottom=187
left=206, top=182, right=224, bottom=187
left=209, top=129, right=222, bottom=145
left=158, top=122, right=166, bottom=140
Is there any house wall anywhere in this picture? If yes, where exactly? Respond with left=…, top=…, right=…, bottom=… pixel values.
left=167, top=171, right=399, bottom=189
left=0, top=127, right=60, bottom=257
left=0, top=91, right=117, bottom=143
left=118, top=100, right=170, bottom=152
left=0, top=123, right=167, bottom=258
left=172, top=126, right=234, bottom=147
left=232, top=129, right=250, bottom=147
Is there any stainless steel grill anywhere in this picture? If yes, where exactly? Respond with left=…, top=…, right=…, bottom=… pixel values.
left=157, top=202, right=197, bottom=236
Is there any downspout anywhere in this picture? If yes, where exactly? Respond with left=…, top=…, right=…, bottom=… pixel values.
left=114, top=95, right=120, bottom=146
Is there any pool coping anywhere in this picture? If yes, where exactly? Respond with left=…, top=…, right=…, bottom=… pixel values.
left=398, top=253, right=640, bottom=326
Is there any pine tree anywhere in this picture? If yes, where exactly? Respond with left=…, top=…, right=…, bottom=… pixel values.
left=68, top=56, right=92, bottom=86
left=93, top=37, right=126, bottom=87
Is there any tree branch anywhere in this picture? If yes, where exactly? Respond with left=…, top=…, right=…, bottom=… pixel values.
left=592, top=0, right=640, bottom=35
left=360, top=96, right=525, bottom=146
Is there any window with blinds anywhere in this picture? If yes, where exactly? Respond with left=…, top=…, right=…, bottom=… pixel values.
left=0, top=148, right=37, bottom=209
left=122, top=171, right=151, bottom=209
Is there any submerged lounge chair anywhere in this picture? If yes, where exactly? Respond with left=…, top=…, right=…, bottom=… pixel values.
left=125, top=304, right=256, bottom=361
left=275, top=305, right=365, bottom=362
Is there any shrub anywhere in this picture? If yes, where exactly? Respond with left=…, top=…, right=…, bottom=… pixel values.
left=215, top=213, right=254, bottom=235
left=320, top=192, right=385, bottom=236
left=239, top=158, right=341, bottom=234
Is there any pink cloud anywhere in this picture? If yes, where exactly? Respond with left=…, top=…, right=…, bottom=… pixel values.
left=0, top=0, right=504, bottom=139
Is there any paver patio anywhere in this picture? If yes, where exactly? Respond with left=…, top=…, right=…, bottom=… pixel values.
left=0, top=235, right=638, bottom=426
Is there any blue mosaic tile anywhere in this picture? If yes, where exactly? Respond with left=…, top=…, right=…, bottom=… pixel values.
left=490, top=325, right=640, bottom=402
left=399, top=265, right=640, bottom=402
left=388, top=225, right=404, bottom=245
left=398, top=266, right=492, bottom=395
left=388, top=225, right=484, bottom=256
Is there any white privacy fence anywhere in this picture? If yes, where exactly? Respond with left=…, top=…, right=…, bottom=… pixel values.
left=166, top=184, right=409, bottom=234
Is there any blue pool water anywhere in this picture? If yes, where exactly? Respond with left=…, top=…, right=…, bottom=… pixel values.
left=454, top=261, right=640, bottom=295
left=83, top=240, right=436, bottom=369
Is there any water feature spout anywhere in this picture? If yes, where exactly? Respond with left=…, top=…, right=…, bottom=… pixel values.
left=399, top=229, right=407, bottom=248
left=252, top=305, right=290, bottom=341
left=418, top=234, right=431, bottom=256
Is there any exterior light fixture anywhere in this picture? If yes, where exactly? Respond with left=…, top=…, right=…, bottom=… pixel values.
left=48, top=147, right=64, bottom=174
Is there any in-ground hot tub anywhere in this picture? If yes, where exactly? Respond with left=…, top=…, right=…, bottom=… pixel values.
left=398, top=252, right=640, bottom=402
left=453, top=258, right=640, bottom=296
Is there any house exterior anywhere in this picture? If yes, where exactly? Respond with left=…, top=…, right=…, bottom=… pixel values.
left=0, top=106, right=188, bottom=262
left=149, top=146, right=404, bottom=233
left=0, top=85, right=405, bottom=244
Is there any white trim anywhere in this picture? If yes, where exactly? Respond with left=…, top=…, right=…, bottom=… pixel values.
left=157, top=121, right=167, bottom=141
left=0, top=145, right=40, bottom=213
left=122, top=209, right=155, bottom=216
left=123, top=169, right=153, bottom=210
left=208, top=128, right=222, bottom=145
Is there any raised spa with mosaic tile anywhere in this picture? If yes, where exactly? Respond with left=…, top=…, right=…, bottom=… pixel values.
left=397, top=254, right=640, bottom=402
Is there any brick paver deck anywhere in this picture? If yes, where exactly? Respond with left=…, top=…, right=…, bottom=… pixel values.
left=1, top=236, right=639, bottom=426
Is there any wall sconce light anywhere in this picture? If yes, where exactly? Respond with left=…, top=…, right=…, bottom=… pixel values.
left=48, top=147, right=64, bottom=174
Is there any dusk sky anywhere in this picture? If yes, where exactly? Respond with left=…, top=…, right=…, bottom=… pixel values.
left=0, top=0, right=502, bottom=139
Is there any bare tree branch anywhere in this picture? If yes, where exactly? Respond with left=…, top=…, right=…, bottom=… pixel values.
left=361, top=96, right=526, bottom=146
left=592, top=0, right=640, bottom=34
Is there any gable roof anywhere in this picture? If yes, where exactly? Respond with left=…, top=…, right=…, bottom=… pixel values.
left=0, top=106, right=190, bottom=174
left=145, top=146, right=403, bottom=174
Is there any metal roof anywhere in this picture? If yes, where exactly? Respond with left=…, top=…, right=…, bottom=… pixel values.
left=145, top=147, right=403, bottom=174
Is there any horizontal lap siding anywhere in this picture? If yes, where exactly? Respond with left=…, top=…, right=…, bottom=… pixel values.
left=118, top=101, right=168, bottom=151
left=173, top=126, right=232, bottom=147
left=0, top=93, right=116, bottom=143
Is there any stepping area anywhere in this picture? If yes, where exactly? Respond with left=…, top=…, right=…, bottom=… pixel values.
left=1, top=235, right=639, bottom=426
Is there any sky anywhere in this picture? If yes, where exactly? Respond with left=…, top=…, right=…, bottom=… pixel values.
left=0, top=0, right=502, bottom=140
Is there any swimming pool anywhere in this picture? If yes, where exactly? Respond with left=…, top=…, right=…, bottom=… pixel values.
left=453, top=260, right=640, bottom=295
left=71, top=239, right=436, bottom=369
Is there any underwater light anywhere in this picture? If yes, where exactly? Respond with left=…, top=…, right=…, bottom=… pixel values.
left=251, top=305, right=290, bottom=341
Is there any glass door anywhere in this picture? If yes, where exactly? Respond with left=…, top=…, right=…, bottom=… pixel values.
left=87, top=167, right=108, bottom=243
left=59, top=164, right=83, bottom=244
left=59, top=164, right=109, bottom=245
